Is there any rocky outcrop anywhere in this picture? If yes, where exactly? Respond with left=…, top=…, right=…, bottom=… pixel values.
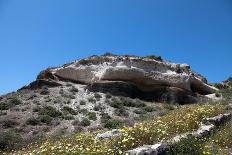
left=37, top=55, right=218, bottom=103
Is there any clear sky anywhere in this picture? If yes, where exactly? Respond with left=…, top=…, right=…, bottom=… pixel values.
left=0, top=0, right=232, bottom=95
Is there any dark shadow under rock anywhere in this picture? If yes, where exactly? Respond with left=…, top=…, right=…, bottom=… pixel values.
left=86, top=81, right=198, bottom=104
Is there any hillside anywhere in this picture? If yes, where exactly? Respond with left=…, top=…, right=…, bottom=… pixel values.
left=0, top=54, right=231, bottom=155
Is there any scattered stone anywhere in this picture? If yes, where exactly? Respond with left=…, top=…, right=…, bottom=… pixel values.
left=96, top=129, right=121, bottom=139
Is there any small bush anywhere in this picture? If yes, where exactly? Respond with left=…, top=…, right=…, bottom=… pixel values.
left=114, top=108, right=129, bottom=117
left=100, top=112, right=111, bottom=123
left=59, top=89, right=64, bottom=95
left=40, top=86, right=49, bottom=95
left=163, top=104, right=175, bottom=110
left=0, top=102, right=10, bottom=110
left=63, top=115, right=74, bottom=120
left=2, top=119, right=19, bottom=128
left=93, top=104, right=103, bottom=111
left=39, top=106, right=62, bottom=118
left=0, top=130, right=23, bottom=150
left=8, top=97, right=22, bottom=105
left=110, top=100, right=124, bottom=109
left=79, top=100, right=86, bottom=105
left=0, top=97, right=22, bottom=110
left=39, top=115, right=52, bottom=125
left=72, top=120, right=80, bottom=126
left=62, top=106, right=78, bottom=115
left=88, top=112, right=97, bottom=121
left=133, top=109, right=147, bottom=114
left=62, top=94, right=76, bottom=99
left=26, top=117, right=40, bottom=126
left=94, top=93, right=102, bottom=99
left=143, top=106, right=156, bottom=112
left=104, top=119, right=123, bottom=129
left=79, top=108, right=88, bottom=115
left=145, top=55, right=162, bottom=61
left=69, top=86, right=79, bottom=93
left=88, top=97, right=96, bottom=103
left=105, top=93, right=112, bottom=99
left=80, top=118, right=91, bottom=126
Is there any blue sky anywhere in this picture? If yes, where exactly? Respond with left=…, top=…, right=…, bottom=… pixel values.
left=0, top=0, right=232, bottom=95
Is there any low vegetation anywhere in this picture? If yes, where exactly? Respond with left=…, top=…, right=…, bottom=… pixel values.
left=4, top=103, right=225, bottom=154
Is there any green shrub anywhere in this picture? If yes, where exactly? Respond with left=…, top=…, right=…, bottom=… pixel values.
left=69, top=86, right=79, bottom=93
left=63, top=115, right=74, bottom=120
left=143, top=106, right=156, bottom=112
left=100, top=112, right=111, bottom=123
left=88, top=112, right=97, bottom=121
left=62, top=106, right=78, bottom=115
left=94, top=93, right=102, bottom=99
left=105, top=93, right=112, bottom=99
left=104, top=119, right=123, bottom=129
left=0, top=130, right=23, bottom=151
left=166, top=136, right=205, bottom=155
left=71, top=120, right=80, bottom=126
left=163, top=104, right=175, bottom=110
left=0, top=97, right=22, bottom=110
left=0, top=102, right=10, bottom=110
left=39, top=106, right=62, bottom=117
left=2, top=119, right=19, bottom=128
left=88, top=97, right=96, bottom=103
left=8, top=97, right=22, bottom=105
left=79, top=108, right=88, bottom=115
left=79, top=100, right=86, bottom=105
left=59, top=89, right=64, bottom=95
left=145, top=55, right=162, bottom=61
left=39, top=115, right=52, bottom=125
left=40, top=86, right=49, bottom=95
left=133, top=109, right=147, bottom=114
left=26, top=117, right=40, bottom=126
left=80, top=118, right=91, bottom=126
left=109, top=100, right=124, bottom=109
left=114, top=108, right=129, bottom=117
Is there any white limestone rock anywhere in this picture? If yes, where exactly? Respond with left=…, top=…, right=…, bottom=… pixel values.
left=39, top=55, right=218, bottom=95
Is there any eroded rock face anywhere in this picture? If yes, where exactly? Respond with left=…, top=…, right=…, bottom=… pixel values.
left=37, top=55, right=218, bottom=103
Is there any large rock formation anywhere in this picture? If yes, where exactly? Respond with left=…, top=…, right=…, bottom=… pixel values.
left=37, top=54, right=218, bottom=103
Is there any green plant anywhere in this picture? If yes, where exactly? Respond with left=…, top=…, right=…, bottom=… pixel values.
left=40, top=86, right=49, bottom=95
left=104, top=119, right=123, bottom=129
left=79, top=108, right=88, bottom=115
left=79, top=100, right=86, bottom=105
left=88, top=97, right=96, bottom=103
left=80, top=118, right=91, bottom=126
left=0, top=97, right=22, bottom=110
left=114, top=108, right=129, bottom=117
left=105, top=93, right=112, bottom=99
left=69, top=86, right=79, bottom=93
left=88, top=112, right=97, bottom=121
left=39, top=106, right=62, bottom=118
left=100, top=112, right=111, bottom=123
left=0, top=130, right=23, bottom=151
left=26, top=117, right=40, bottom=126
left=143, top=106, right=156, bottom=112
left=62, top=106, right=78, bottom=115
left=163, top=104, right=175, bottom=110
left=2, top=119, right=19, bottom=128
left=39, top=115, right=52, bottom=125
left=133, top=109, right=147, bottom=114
left=94, top=93, right=102, bottom=99
left=63, top=115, right=74, bottom=120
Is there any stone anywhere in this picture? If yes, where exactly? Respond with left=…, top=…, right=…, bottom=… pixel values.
left=38, top=55, right=218, bottom=96
left=96, top=129, right=121, bottom=139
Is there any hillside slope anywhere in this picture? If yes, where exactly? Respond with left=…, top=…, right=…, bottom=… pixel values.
left=0, top=54, right=222, bottom=153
